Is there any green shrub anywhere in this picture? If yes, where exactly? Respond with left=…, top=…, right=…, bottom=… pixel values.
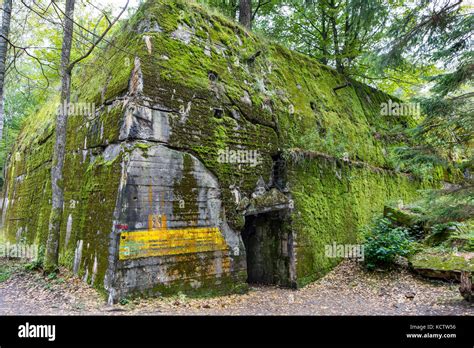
left=24, top=245, right=44, bottom=271
left=362, top=217, right=414, bottom=270
left=0, top=268, right=11, bottom=282
left=24, top=259, right=43, bottom=271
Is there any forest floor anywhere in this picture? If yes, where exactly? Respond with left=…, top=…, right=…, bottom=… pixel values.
left=0, top=258, right=472, bottom=315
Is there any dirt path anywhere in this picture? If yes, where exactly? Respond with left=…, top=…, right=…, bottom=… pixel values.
left=0, top=259, right=472, bottom=315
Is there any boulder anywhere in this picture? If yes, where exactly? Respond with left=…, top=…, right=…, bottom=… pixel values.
left=409, top=250, right=473, bottom=281
left=384, top=205, right=426, bottom=239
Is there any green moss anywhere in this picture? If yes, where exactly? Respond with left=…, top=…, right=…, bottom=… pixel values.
left=59, top=249, right=75, bottom=269
left=2, top=0, right=440, bottom=297
left=409, top=251, right=473, bottom=272
left=289, top=154, right=424, bottom=284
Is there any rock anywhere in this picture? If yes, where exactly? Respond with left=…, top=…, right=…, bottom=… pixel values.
left=394, top=255, right=409, bottom=268
left=447, top=232, right=474, bottom=252
left=405, top=291, right=415, bottom=299
left=384, top=205, right=426, bottom=239
left=409, top=251, right=474, bottom=281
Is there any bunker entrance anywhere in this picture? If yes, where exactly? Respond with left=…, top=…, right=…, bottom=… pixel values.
left=242, top=211, right=293, bottom=287
left=240, top=152, right=295, bottom=287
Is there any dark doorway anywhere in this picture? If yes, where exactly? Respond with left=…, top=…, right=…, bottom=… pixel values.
left=241, top=211, right=293, bottom=286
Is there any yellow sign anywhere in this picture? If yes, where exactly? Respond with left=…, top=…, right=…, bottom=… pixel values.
left=118, top=226, right=228, bottom=260
left=119, top=187, right=228, bottom=260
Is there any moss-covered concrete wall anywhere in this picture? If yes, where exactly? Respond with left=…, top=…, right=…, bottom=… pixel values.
left=1, top=0, right=434, bottom=300
left=288, top=153, right=425, bottom=286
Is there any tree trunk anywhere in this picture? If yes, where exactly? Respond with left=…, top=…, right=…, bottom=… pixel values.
left=44, top=0, right=76, bottom=273
left=329, top=0, right=344, bottom=74
left=0, top=0, right=13, bottom=142
left=239, top=0, right=252, bottom=29
left=459, top=271, right=473, bottom=302
left=319, top=3, right=329, bottom=65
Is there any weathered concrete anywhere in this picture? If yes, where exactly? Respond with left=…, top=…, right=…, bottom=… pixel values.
left=0, top=0, right=443, bottom=300
left=107, top=144, right=247, bottom=299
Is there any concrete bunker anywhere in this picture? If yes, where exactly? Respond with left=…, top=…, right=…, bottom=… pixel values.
left=0, top=0, right=426, bottom=299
